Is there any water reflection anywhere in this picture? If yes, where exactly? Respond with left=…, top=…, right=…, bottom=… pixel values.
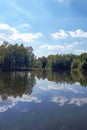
left=0, top=71, right=36, bottom=99
left=0, top=70, right=87, bottom=100
left=32, top=70, right=87, bottom=86
left=0, top=71, right=87, bottom=130
left=51, top=96, right=87, bottom=106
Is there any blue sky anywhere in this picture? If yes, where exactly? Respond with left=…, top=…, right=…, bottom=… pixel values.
left=0, top=0, right=87, bottom=57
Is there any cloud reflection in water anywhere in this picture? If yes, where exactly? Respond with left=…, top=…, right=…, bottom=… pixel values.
left=52, top=96, right=87, bottom=107
left=0, top=95, right=41, bottom=113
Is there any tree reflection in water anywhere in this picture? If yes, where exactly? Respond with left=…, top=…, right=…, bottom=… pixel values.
left=33, top=70, right=87, bottom=86
left=0, top=70, right=87, bottom=100
left=0, top=71, right=36, bottom=100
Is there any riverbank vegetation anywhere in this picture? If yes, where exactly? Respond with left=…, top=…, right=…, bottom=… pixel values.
left=0, top=41, right=35, bottom=70
left=0, top=41, right=87, bottom=71
left=34, top=53, right=87, bottom=72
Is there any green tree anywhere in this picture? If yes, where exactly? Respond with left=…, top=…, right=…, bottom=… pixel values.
left=0, top=42, right=35, bottom=70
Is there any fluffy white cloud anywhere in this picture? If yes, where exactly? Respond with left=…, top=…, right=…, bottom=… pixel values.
left=0, top=24, right=42, bottom=43
left=36, top=41, right=83, bottom=57
left=69, top=97, right=87, bottom=106
left=51, top=29, right=87, bottom=39
left=16, top=94, right=41, bottom=103
left=52, top=96, right=68, bottom=106
left=39, top=41, right=79, bottom=52
left=68, top=29, right=87, bottom=38
left=51, top=96, right=87, bottom=106
left=51, top=29, right=68, bottom=39
left=39, top=44, right=64, bottom=50
left=39, top=83, right=84, bottom=94
left=0, top=95, right=41, bottom=112
left=0, top=96, right=15, bottom=112
left=39, top=85, right=64, bottom=91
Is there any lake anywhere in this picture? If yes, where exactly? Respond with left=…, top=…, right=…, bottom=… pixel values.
left=0, top=70, right=87, bottom=130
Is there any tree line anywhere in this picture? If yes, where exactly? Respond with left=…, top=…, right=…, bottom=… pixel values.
left=0, top=41, right=87, bottom=71
left=34, top=53, right=87, bottom=71
left=0, top=41, right=35, bottom=70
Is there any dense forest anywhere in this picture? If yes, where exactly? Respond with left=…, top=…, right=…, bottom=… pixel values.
left=34, top=52, right=87, bottom=72
left=0, top=41, right=87, bottom=71
left=0, top=41, right=35, bottom=70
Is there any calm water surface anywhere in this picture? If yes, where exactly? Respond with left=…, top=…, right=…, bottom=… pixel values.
left=0, top=71, right=87, bottom=130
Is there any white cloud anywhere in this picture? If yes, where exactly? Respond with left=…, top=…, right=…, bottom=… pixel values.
left=52, top=96, right=68, bottom=106
left=39, top=85, right=64, bottom=91
left=39, top=44, right=64, bottom=50
left=51, top=29, right=68, bottom=39
left=39, top=83, right=84, bottom=94
left=39, top=44, right=48, bottom=49
left=0, top=24, right=42, bottom=43
left=16, top=94, right=41, bottom=103
left=51, top=96, right=87, bottom=106
left=51, top=29, right=87, bottom=39
left=66, top=42, right=79, bottom=50
left=75, top=49, right=87, bottom=55
left=68, top=29, right=87, bottom=38
left=69, top=97, right=87, bottom=106
left=39, top=41, right=79, bottom=53
left=0, top=96, right=15, bottom=112
left=20, top=23, right=31, bottom=28
left=37, top=41, right=85, bottom=57
left=0, top=95, right=41, bottom=112
left=17, top=23, right=31, bottom=29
